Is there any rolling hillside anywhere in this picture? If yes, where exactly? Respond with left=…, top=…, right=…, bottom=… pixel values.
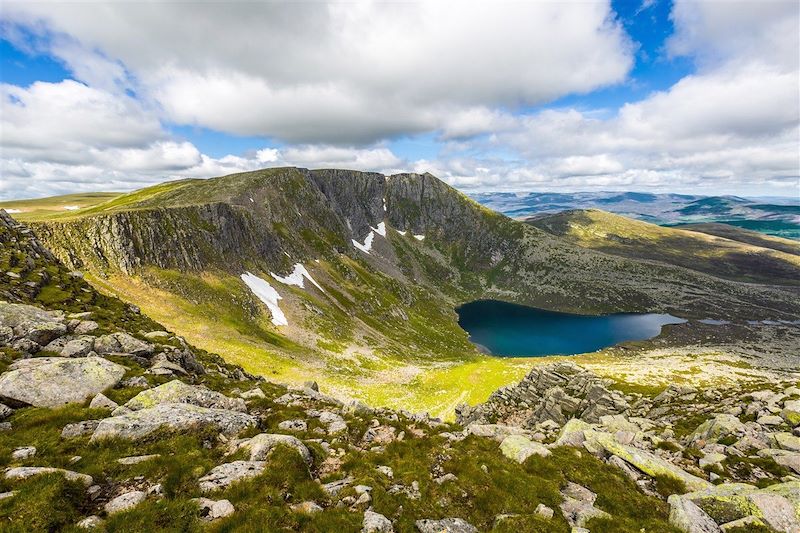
left=527, top=209, right=800, bottom=286
left=12, top=168, right=800, bottom=416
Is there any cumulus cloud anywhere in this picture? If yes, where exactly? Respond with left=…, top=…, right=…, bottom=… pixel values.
left=0, top=0, right=797, bottom=198
left=2, top=1, right=633, bottom=143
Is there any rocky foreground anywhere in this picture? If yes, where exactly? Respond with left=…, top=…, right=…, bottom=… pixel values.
left=2, top=301, right=800, bottom=532
left=2, top=209, right=800, bottom=532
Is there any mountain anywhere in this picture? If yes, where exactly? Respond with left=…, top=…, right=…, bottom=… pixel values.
left=3, top=176, right=800, bottom=532
left=470, top=191, right=800, bottom=240
left=14, top=168, right=800, bottom=418
left=526, top=209, right=800, bottom=286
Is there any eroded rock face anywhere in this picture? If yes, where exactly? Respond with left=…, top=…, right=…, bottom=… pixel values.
left=456, top=362, right=629, bottom=428
left=91, top=403, right=258, bottom=441
left=0, top=357, right=126, bottom=407
left=118, top=380, right=246, bottom=414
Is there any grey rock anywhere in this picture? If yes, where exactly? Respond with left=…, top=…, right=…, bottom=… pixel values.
left=535, top=503, right=554, bottom=519
left=5, top=466, right=93, bottom=486
left=322, top=476, right=354, bottom=496
left=89, top=393, right=118, bottom=410
left=76, top=516, right=104, bottom=529
left=11, top=446, right=36, bottom=460
left=0, top=302, right=67, bottom=345
left=118, top=380, right=246, bottom=413
left=0, top=357, right=126, bottom=407
left=105, top=490, right=146, bottom=514
left=117, top=454, right=161, bottom=465
left=236, top=433, right=313, bottom=465
left=363, top=510, right=393, bottom=532
left=414, top=518, right=478, bottom=533
left=0, top=403, right=13, bottom=420
left=60, top=336, right=95, bottom=357
left=457, top=362, right=628, bottom=427
left=199, top=460, right=266, bottom=492
left=499, top=434, right=551, bottom=463
left=193, top=497, right=235, bottom=520
left=62, top=420, right=101, bottom=439
left=668, top=495, right=722, bottom=533
left=91, top=403, right=258, bottom=441
left=73, top=321, right=99, bottom=335
left=278, top=419, right=307, bottom=432
left=95, top=332, right=153, bottom=356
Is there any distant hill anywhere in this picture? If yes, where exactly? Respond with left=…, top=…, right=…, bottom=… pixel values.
left=470, top=191, right=800, bottom=240
left=526, top=209, right=800, bottom=286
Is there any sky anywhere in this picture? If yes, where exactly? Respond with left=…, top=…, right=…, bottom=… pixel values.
left=0, top=0, right=798, bottom=200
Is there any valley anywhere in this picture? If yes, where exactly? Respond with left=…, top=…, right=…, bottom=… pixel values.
left=10, top=168, right=800, bottom=419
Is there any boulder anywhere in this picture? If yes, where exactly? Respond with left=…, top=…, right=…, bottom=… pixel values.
left=105, top=491, right=146, bottom=514
left=559, top=482, right=611, bottom=528
left=73, top=321, right=99, bottom=335
left=0, top=303, right=67, bottom=345
left=76, top=516, right=103, bottom=529
left=362, top=510, right=393, bottom=532
left=0, top=403, right=12, bottom=420
left=193, top=497, right=235, bottom=520
left=11, top=446, right=36, bottom=460
left=89, top=393, right=118, bottom=410
left=94, top=332, right=153, bottom=356
left=499, top=435, right=551, bottom=463
left=5, top=466, right=93, bottom=486
left=554, top=419, right=593, bottom=447
left=688, top=415, right=745, bottom=445
left=668, top=494, right=722, bottom=533
left=236, top=433, right=313, bottom=465
left=199, top=461, right=267, bottom=492
left=592, top=432, right=712, bottom=492
left=466, top=423, right=537, bottom=442
left=91, top=403, right=258, bottom=441
left=118, top=380, right=246, bottom=413
left=62, top=420, right=101, bottom=439
left=278, top=419, right=308, bottom=432
left=60, top=337, right=95, bottom=358
left=414, top=518, right=478, bottom=533
left=773, top=432, right=800, bottom=452
left=0, top=357, right=126, bottom=407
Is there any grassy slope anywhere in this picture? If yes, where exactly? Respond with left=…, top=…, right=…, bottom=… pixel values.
left=0, top=192, right=122, bottom=222
left=675, top=222, right=800, bottom=256
left=14, top=169, right=800, bottom=418
left=527, top=209, right=800, bottom=286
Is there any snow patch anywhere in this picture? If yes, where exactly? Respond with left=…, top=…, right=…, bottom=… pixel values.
left=63, top=205, right=80, bottom=211
left=396, top=229, right=407, bottom=236
left=383, top=198, right=387, bottom=212
left=240, top=272, right=288, bottom=326
left=352, top=231, right=375, bottom=254
left=5, top=209, right=22, bottom=214
left=249, top=197, right=254, bottom=203
left=271, top=263, right=324, bottom=292
left=414, top=234, right=425, bottom=241
left=372, top=222, right=386, bottom=237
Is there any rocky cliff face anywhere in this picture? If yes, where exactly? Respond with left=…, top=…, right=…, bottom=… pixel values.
left=26, top=168, right=800, bottom=320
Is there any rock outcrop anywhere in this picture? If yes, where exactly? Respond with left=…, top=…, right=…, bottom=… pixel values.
left=0, top=357, right=126, bottom=408
left=456, top=362, right=629, bottom=428
left=90, top=403, right=257, bottom=441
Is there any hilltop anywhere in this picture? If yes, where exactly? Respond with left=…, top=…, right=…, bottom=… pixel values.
left=526, top=209, right=800, bottom=286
